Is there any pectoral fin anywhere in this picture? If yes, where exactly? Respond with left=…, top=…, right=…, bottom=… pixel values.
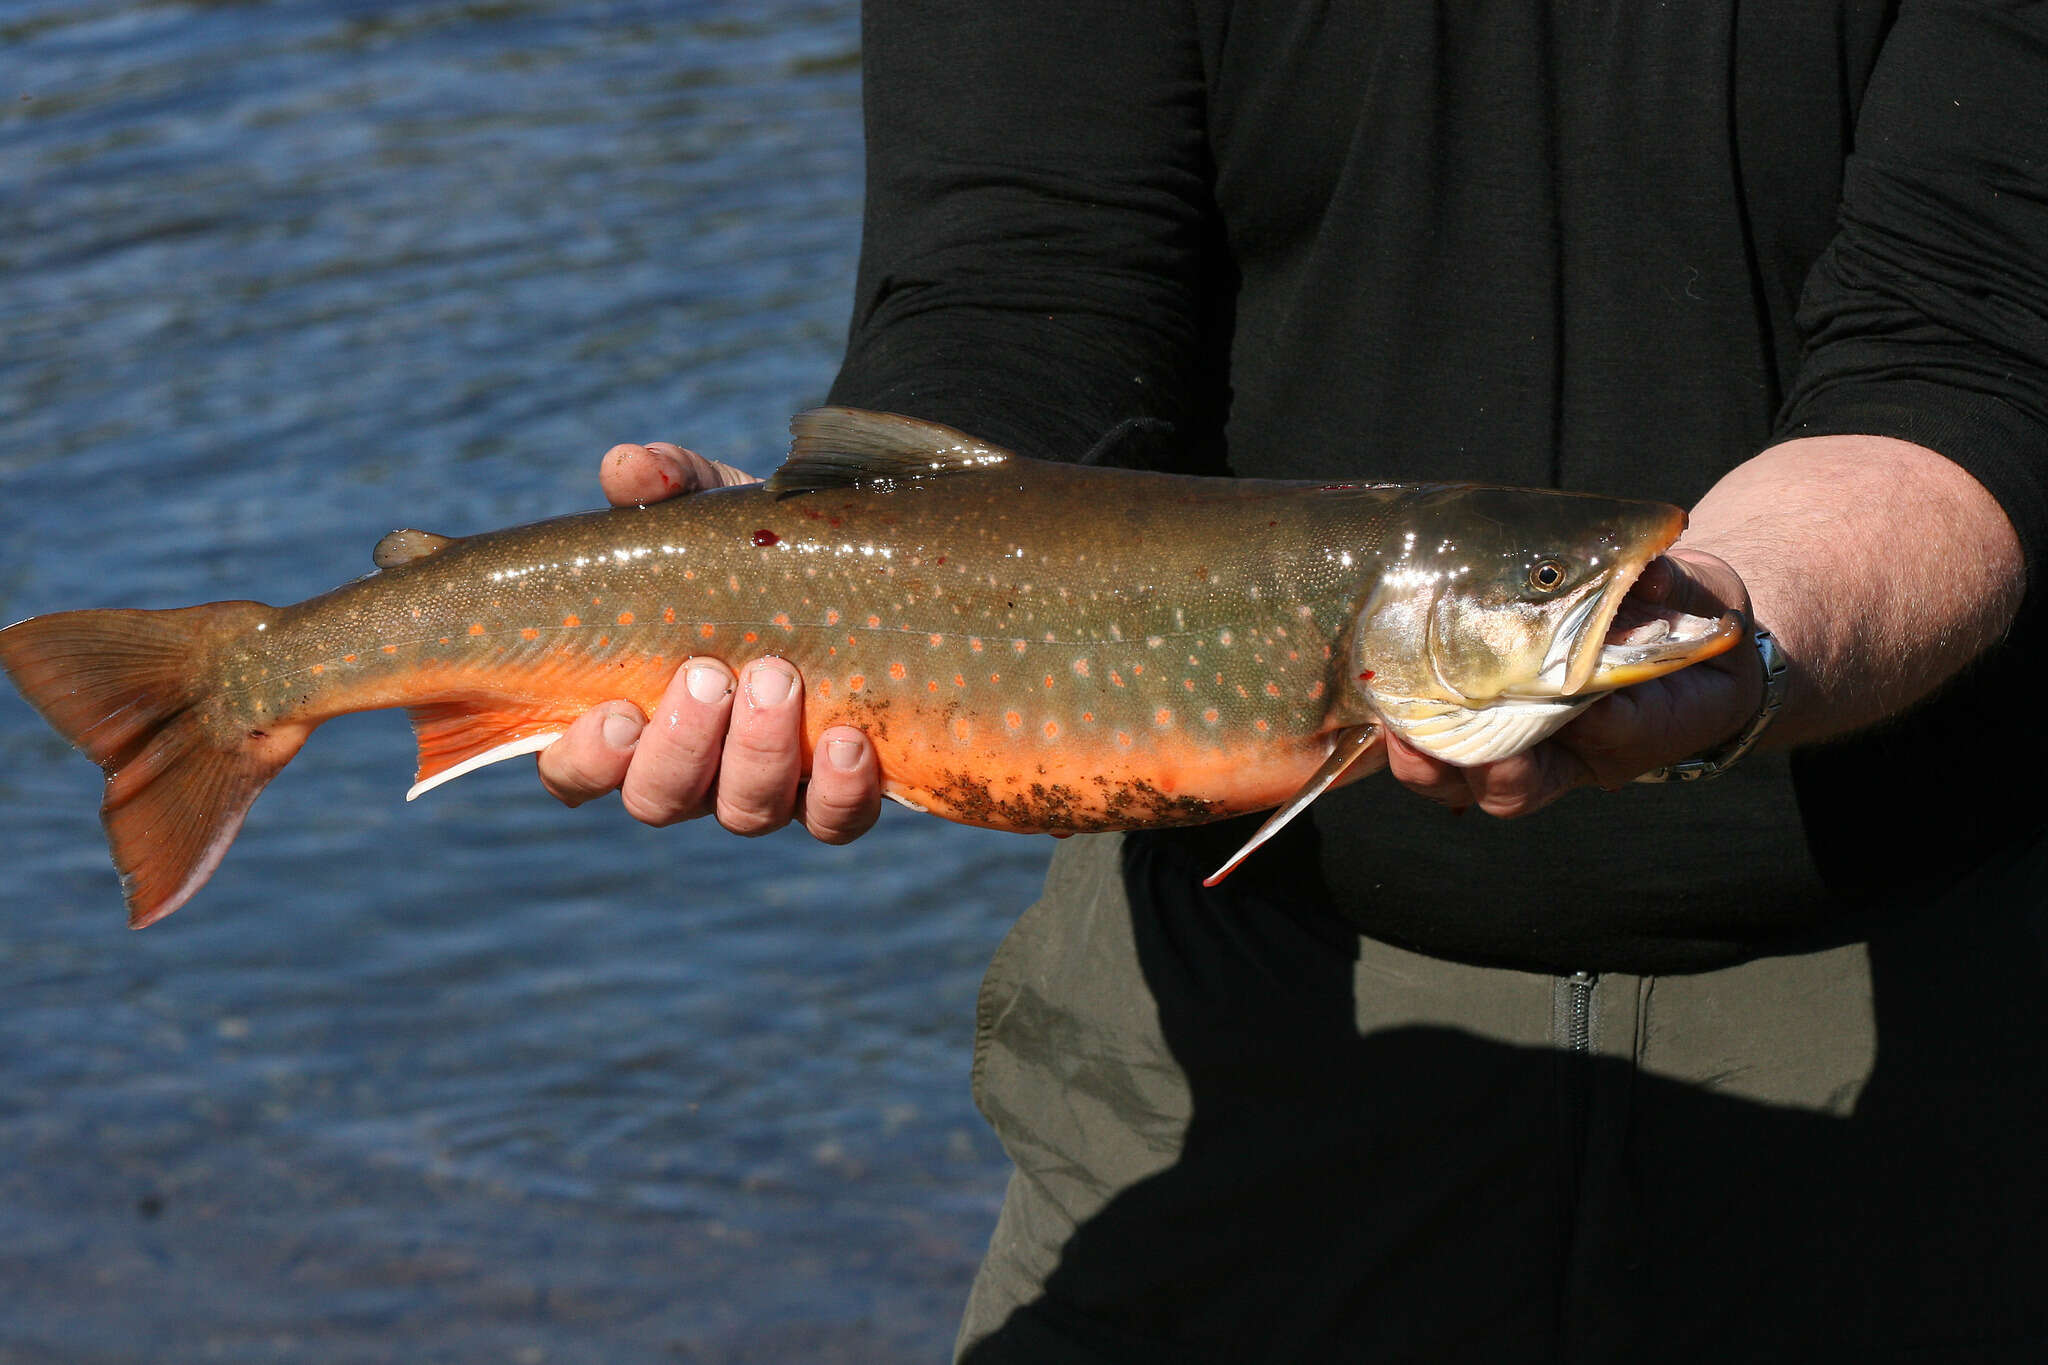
left=1204, top=724, right=1382, bottom=888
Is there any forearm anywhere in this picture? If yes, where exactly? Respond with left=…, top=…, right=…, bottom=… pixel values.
left=1681, top=434, right=2024, bottom=750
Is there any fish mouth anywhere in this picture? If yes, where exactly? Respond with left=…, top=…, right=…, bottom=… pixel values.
left=1561, top=507, right=1740, bottom=695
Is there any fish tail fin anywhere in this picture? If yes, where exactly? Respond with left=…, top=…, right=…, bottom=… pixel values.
left=0, top=602, right=302, bottom=928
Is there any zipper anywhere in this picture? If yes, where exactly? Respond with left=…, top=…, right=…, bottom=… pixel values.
left=1565, top=970, right=1595, bottom=1054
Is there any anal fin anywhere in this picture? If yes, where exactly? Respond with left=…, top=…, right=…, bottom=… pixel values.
left=1204, top=724, right=1383, bottom=888
left=405, top=700, right=580, bottom=801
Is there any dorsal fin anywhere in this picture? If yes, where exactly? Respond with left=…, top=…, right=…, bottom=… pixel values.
left=765, top=408, right=1014, bottom=495
left=372, top=528, right=459, bottom=569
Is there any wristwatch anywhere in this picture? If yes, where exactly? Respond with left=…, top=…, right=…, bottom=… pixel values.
left=1635, top=625, right=1788, bottom=783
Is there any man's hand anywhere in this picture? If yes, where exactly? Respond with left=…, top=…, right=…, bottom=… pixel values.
left=1384, top=548, right=1765, bottom=817
left=535, top=441, right=885, bottom=844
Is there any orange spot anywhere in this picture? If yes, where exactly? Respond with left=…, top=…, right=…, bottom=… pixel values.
left=1203, top=707, right=1220, bottom=724
left=1219, top=630, right=1234, bottom=646
left=952, top=718, right=972, bottom=742
left=664, top=607, right=677, bottom=624
left=1081, top=711, right=1094, bottom=723
left=1073, top=659, right=1090, bottom=677
left=970, top=638, right=984, bottom=653
left=953, top=673, right=965, bottom=687
left=469, top=622, right=487, bottom=636
left=775, top=613, right=792, bottom=630
left=889, top=662, right=907, bottom=680
left=1116, top=731, right=1133, bottom=749
left=1043, top=674, right=1054, bottom=689
left=310, top=663, right=325, bottom=675
left=1255, top=718, right=1270, bottom=732
left=1154, top=708, right=1173, bottom=727
left=743, top=631, right=758, bottom=644
left=927, top=680, right=939, bottom=693
left=1004, top=711, right=1023, bottom=730
left=699, top=624, right=715, bottom=639
left=826, top=609, right=841, bottom=625
left=382, top=644, right=398, bottom=655
left=342, top=654, right=357, bottom=663
left=849, top=674, right=866, bottom=692
left=1309, top=680, right=1325, bottom=698
left=816, top=679, right=833, bottom=698
left=684, top=569, right=697, bottom=581
left=438, top=637, right=451, bottom=645
left=1043, top=721, right=1059, bottom=739
left=928, top=633, right=943, bottom=647
left=1132, top=664, right=1144, bottom=676
left=598, top=635, right=610, bottom=647
left=1183, top=679, right=1195, bottom=692
left=1236, top=684, right=1250, bottom=698
left=521, top=628, right=539, bottom=641
left=1013, top=640, right=1028, bottom=655
left=1265, top=682, right=1282, bottom=697
left=989, top=672, right=1002, bottom=685
left=562, top=615, right=581, bottom=629
left=866, top=614, right=882, bottom=629
left=1110, top=671, right=1125, bottom=688
left=617, top=611, right=634, bottom=626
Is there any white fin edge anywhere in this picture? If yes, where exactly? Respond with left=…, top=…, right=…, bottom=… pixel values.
left=405, top=731, right=566, bottom=802
left=884, top=789, right=930, bottom=813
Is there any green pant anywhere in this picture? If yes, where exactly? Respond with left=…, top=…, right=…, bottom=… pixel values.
left=956, top=832, right=2048, bottom=1363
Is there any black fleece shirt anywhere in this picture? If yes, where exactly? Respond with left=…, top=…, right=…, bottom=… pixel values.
left=829, top=0, right=2048, bottom=973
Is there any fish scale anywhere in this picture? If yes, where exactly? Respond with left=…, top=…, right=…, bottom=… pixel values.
left=0, top=407, right=1735, bottom=926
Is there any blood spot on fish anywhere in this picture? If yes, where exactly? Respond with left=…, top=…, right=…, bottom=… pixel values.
left=935, top=556, right=947, bottom=565
left=617, top=612, right=634, bottom=626
left=1358, top=669, right=1375, bottom=682
left=889, top=662, right=907, bottom=681
left=752, top=529, right=781, bottom=547
left=562, top=615, right=581, bottom=628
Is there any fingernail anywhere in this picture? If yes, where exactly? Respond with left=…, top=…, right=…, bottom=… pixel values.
left=826, top=737, right=863, bottom=771
left=686, top=663, right=730, bottom=704
left=746, top=663, right=793, bottom=707
left=602, top=709, right=643, bottom=751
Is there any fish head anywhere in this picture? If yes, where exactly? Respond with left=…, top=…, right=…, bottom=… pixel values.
left=1346, top=486, right=1742, bottom=765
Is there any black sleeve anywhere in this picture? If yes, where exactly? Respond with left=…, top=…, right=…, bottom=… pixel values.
left=1776, top=0, right=2048, bottom=626
left=825, top=0, right=1216, bottom=463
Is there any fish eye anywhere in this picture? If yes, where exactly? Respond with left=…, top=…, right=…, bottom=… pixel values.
left=1527, top=558, right=1568, bottom=594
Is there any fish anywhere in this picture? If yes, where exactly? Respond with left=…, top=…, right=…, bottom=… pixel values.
left=0, top=408, right=1740, bottom=927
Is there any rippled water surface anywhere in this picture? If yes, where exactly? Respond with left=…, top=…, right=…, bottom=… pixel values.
left=0, top=4, right=1039, bottom=1359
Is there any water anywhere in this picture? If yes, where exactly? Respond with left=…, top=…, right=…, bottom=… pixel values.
left=0, top=3, right=1039, bottom=1358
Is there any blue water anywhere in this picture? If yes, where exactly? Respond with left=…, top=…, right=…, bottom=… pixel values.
left=0, top=4, right=1037, bottom=1358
